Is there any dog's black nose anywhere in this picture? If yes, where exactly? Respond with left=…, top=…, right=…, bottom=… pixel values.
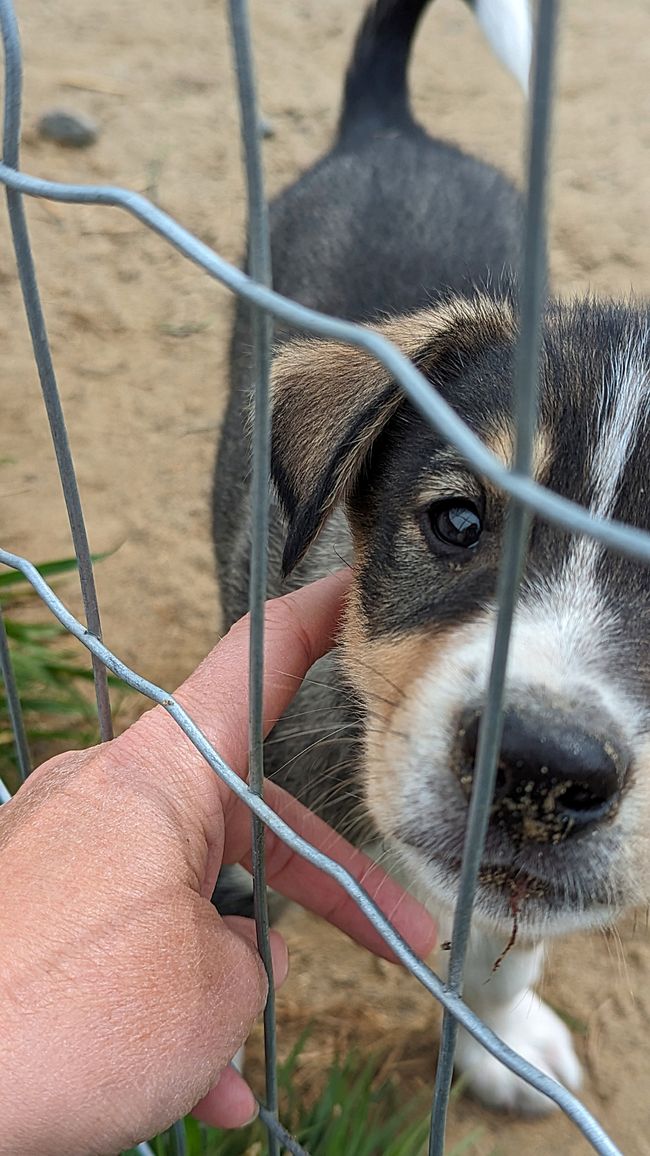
left=457, top=707, right=626, bottom=843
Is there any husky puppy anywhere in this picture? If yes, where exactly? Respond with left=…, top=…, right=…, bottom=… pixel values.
left=213, top=0, right=650, bottom=1112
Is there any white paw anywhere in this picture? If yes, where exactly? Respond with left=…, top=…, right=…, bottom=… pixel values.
left=454, top=989, right=582, bottom=1115
left=232, top=1044, right=246, bottom=1074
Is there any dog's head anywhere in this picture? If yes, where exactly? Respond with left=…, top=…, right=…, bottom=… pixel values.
left=271, top=292, right=650, bottom=939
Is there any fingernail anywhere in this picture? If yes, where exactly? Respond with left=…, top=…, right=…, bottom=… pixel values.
left=238, top=1097, right=259, bottom=1127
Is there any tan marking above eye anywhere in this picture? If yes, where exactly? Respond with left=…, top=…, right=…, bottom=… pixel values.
left=417, top=472, right=483, bottom=507
left=531, top=425, right=553, bottom=487
left=410, top=423, right=550, bottom=522
left=483, top=418, right=516, bottom=470
left=483, top=421, right=552, bottom=487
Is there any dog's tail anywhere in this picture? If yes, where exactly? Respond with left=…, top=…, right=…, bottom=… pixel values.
left=337, top=0, right=531, bottom=146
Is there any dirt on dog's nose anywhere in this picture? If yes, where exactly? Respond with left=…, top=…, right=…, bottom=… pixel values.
left=456, top=707, right=627, bottom=844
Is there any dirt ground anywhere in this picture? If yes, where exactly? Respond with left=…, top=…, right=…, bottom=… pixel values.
left=1, top=1, right=649, bottom=1152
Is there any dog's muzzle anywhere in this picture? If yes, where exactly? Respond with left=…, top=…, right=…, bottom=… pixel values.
left=455, top=704, right=629, bottom=845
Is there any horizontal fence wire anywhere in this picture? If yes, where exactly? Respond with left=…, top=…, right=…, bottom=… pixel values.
left=258, top=1105, right=310, bottom=1156
left=0, top=161, right=648, bottom=565
left=0, top=0, right=637, bottom=1153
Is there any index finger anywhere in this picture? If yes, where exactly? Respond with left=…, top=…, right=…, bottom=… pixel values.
left=224, top=780, right=437, bottom=964
left=129, top=569, right=352, bottom=775
left=121, top=570, right=436, bottom=960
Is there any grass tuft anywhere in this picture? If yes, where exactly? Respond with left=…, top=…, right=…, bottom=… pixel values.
left=129, top=1035, right=486, bottom=1156
left=0, top=555, right=124, bottom=787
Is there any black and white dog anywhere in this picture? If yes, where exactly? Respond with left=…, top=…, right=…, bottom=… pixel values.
left=213, top=0, right=650, bottom=1113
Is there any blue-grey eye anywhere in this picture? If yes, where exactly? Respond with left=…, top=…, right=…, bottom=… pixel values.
left=427, top=499, right=482, bottom=550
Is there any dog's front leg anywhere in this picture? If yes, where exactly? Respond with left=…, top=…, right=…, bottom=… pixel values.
left=436, top=921, right=583, bottom=1114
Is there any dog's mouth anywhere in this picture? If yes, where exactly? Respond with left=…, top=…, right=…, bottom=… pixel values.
left=476, top=862, right=549, bottom=900
left=394, top=828, right=622, bottom=932
left=452, top=856, right=569, bottom=908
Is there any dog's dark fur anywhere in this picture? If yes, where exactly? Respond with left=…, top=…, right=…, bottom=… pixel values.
left=213, top=0, right=650, bottom=1113
left=214, top=0, right=522, bottom=821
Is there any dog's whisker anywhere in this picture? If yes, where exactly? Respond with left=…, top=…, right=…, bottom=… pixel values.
left=601, top=923, right=633, bottom=996
left=343, top=653, right=409, bottom=704
left=277, top=705, right=350, bottom=721
left=296, top=669, right=400, bottom=712
left=266, top=724, right=359, bottom=778
left=263, top=723, right=357, bottom=746
left=268, top=759, right=361, bottom=802
left=344, top=651, right=432, bottom=714
left=336, top=805, right=374, bottom=844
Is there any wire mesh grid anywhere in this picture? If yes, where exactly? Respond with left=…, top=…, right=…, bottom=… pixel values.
left=0, top=0, right=643, bottom=1153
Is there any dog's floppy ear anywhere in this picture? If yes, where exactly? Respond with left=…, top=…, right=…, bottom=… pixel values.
left=271, top=296, right=515, bottom=575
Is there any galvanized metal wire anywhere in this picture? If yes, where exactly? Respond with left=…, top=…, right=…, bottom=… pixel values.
left=0, top=0, right=638, bottom=1153
left=429, top=1, right=557, bottom=1147
left=0, top=0, right=113, bottom=745
left=227, top=1, right=280, bottom=1147
left=0, top=605, right=30, bottom=780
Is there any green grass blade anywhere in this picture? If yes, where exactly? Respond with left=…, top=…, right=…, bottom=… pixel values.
left=0, top=551, right=113, bottom=594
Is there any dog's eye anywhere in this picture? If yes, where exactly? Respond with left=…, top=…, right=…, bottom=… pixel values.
left=425, top=499, right=483, bottom=551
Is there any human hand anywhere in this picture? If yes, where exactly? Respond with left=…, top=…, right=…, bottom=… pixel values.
left=0, top=572, right=436, bottom=1156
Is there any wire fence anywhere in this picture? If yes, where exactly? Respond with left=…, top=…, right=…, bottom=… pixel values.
left=0, top=0, right=642, bottom=1153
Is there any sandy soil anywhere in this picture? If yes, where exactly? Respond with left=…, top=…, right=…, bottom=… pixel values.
left=1, top=1, right=649, bottom=1152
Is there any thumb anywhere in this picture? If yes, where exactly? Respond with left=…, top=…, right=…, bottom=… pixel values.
left=191, top=916, right=289, bottom=1130
left=155, top=910, right=288, bottom=1112
left=117, top=901, right=273, bottom=1148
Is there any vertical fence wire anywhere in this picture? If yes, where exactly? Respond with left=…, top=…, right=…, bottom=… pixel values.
left=168, top=1119, right=187, bottom=1156
left=0, top=605, right=31, bottom=779
left=0, top=0, right=113, bottom=745
left=227, top=0, right=279, bottom=1148
left=428, top=1, right=558, bottom=1149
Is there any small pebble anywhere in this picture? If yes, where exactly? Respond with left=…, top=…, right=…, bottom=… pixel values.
left=258, top=116, right=275, bottom=140
left=37, top=108, right=99, bottom=148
